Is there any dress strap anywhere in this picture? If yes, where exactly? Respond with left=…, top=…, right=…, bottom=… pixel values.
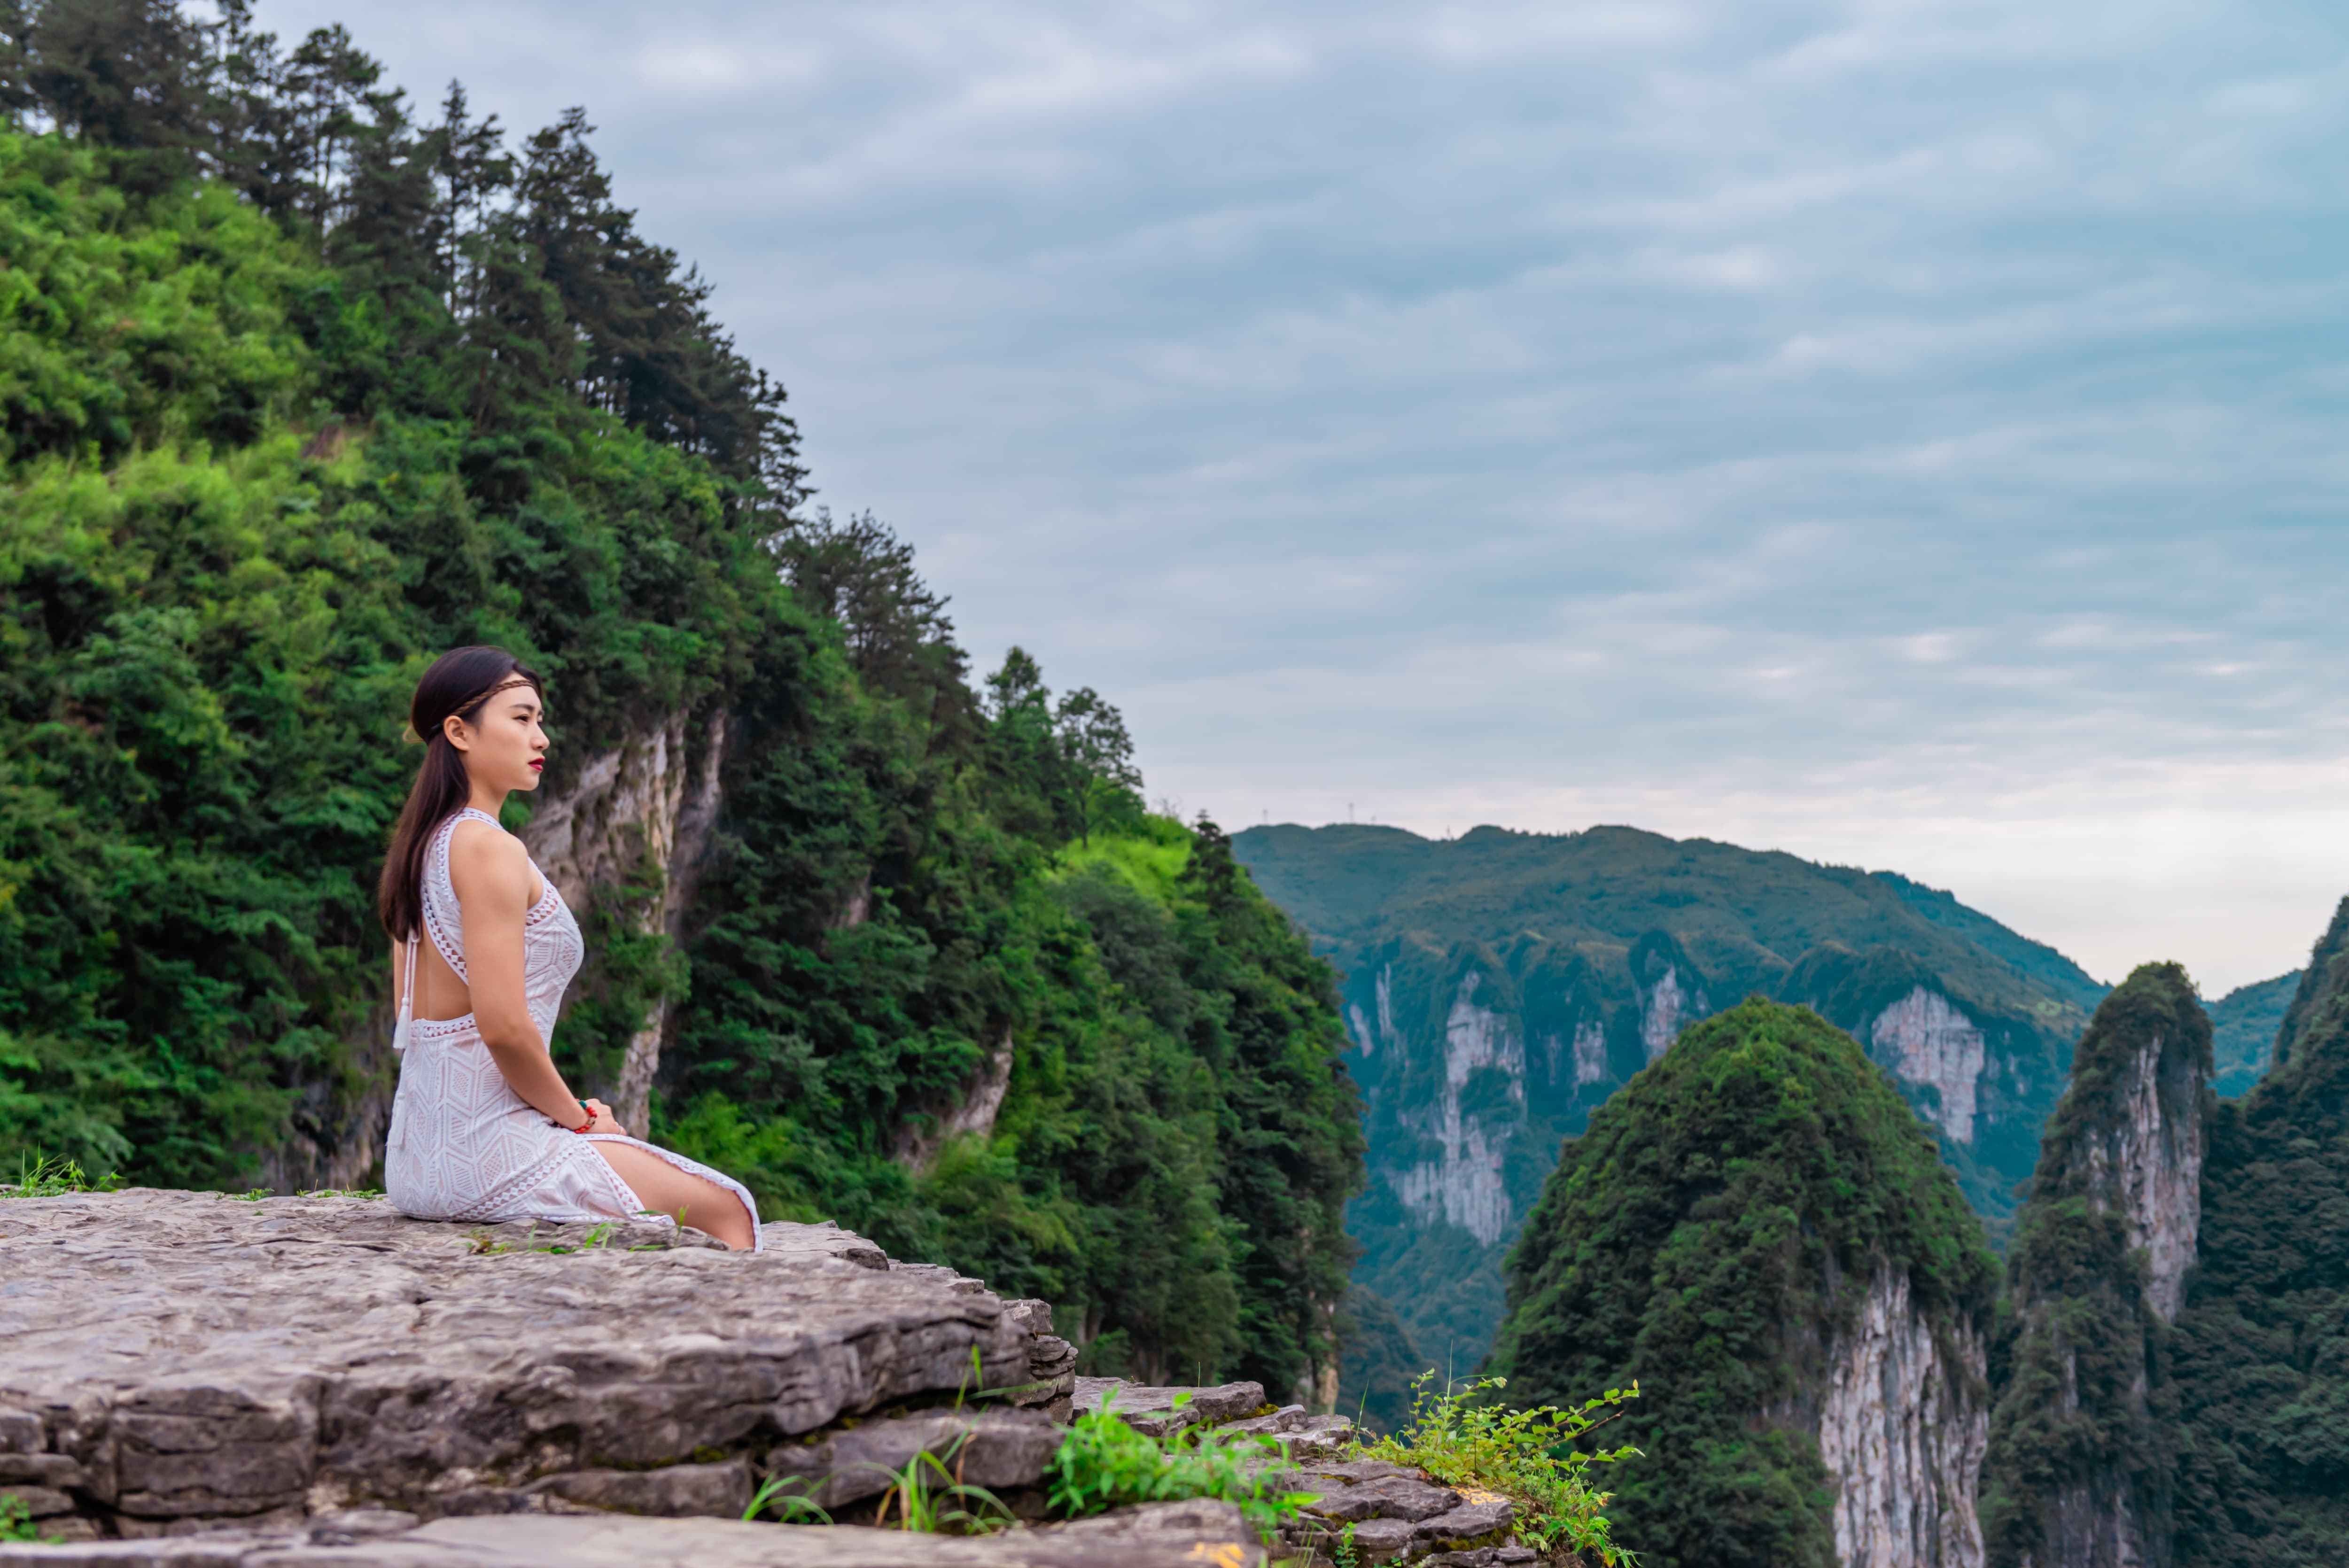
left=420, top=808, right=506, bottom=985
left=391, top=932, right=417, bottom=1054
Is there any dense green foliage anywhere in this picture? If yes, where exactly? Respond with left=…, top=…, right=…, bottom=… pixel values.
left=1360, top=1374, right=1641, bottom=1564
left=1979, top=963, right=2210, bottom=1568
left=1487, top=999, right=1998, bottom=1568
left=0, top=4, right=1361, bottom=1397
left=2170, top=900, right=2349, bottom=1567
left=1043, top=1397, right=1321, bottom=1544
left=1234, top=823, right=2095, bottom=1416
left=2206, top=969, right=2297, bottom=1098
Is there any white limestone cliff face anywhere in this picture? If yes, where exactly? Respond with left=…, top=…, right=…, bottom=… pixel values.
left=2077, top=1025, right=2204, bottom=1322
left=1395, top=972, right=1524, bottom=1246
left=1816, top=1267, right=1988, bottom=1568
left=1870, top=988, right=1986, bottom=1145
left=525, top=709, right=728, bottom=1132
left=1572, top=1019, right=1607, bottom=1086
left=1347, top=965, right=1398, bottom=1057
left=1639, top=966, right=1699, bottom=1064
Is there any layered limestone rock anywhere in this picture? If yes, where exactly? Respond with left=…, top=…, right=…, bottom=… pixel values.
left=0, top=1500, right=1271, bottom=1566
left=1980, top=963, right=2212, bottom=1568
left=0, top=1189, right=1071, bottom=1541
left=1869, top=987, right=1987, bottom=1146
left=1817, top=1268, right=1989, bottom=1568
left=2, top=1190, right=1524, bottom=1567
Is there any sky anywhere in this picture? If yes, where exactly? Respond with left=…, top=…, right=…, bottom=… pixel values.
left=257, top=0, right=2349, bottom=994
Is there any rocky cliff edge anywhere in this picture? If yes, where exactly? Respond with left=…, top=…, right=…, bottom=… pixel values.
left=0, top=1191, right=1535, bottom=1568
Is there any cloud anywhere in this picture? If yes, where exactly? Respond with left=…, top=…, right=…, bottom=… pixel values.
left=249, top=0, right=2349, bottom=992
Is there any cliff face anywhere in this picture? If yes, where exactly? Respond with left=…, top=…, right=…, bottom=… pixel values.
left=2168, top=900, right=2349, bottom=1568
left=525, top=707, right=729, bottom=1133
left=1489, top=999, right=1999, bottom=1568
left=1819, top=1266, right=1990, bottom=1568
left=1980, top=963, right=2212, bottom=1568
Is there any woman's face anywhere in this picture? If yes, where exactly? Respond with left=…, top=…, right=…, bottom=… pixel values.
left=445, top=680, right=548, bottom=795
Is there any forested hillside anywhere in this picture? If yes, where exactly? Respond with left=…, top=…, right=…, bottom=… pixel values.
left=1489, top=999, right=1999, bottom=1568
left=1232, top=822, right=2100, bottom=1418
left=0, top=0, right=1360, bottom=1403
left=2205, top=968, right=2297, bottom=1097
left=2170, top=903, right=2349, bottom=1565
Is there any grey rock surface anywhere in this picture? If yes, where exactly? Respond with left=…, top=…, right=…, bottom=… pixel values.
left=0, top=1500, right=1268, bottom=1567
left=0, top=1192, right=1031, bottom=1534
left=1409, top=1498, right=1513, bottom=1549
left=1306, top=1475, right=1460, bottom=1524
left=1067, top=1381, right=1264, bottom=1438
left=1217, top=1409, right=1353, bottom=1461
left=763, top=1410, right=1062, bottom=1510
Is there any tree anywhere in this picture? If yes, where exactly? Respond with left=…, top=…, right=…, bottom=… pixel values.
left=1054, top=688, right=1142, bottom=844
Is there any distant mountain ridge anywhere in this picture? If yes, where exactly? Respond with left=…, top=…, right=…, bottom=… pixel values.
left=1232, top=820, right=2107, bottom=1418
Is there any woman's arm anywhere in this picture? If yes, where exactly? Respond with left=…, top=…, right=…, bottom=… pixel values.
left=445, top=822, right=621, bottom=1133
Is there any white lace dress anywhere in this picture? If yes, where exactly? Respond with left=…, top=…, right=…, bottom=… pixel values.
left=384, top=807, right=763, bottom=1250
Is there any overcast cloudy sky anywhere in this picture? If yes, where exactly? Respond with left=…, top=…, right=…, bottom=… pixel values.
left=264, top=0, right=2349, bottom=992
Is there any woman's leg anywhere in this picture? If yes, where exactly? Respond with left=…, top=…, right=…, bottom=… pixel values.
left=592, top=1142, right=756, bottom=1251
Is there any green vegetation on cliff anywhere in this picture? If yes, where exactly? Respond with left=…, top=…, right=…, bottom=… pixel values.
left=0, top=3, right=1360, bottom=1399
left=1980, top=962, right=2210, bottom=1568
left=2171, top=901, right=2349, bottom=1566
left=2206, top=969, right=2297, bottom=1098
left=1487, top=998, right=1998, bottom=1568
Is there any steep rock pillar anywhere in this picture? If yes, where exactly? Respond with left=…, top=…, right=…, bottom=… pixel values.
left=526, top=709, right=729, bottom=1132
left=1819, top=1265, right=1991, bottom=1568
left=1981, top=961, right=2212, bottom=1568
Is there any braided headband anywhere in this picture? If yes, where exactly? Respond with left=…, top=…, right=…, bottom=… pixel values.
left=404, top=675, right=540, bottom=743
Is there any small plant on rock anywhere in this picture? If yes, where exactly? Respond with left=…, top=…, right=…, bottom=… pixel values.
left=870, top=1440, right=1013, bottom=1535
left=0, top=1493, right=56, bottom=1544
left=1358, top=1373, right=1641, bottom=1566
left=1046, top=1393, right=1322, bottom=1544
left=1, top=1154, right=122, bottom=1199
left=742, top=1475, right=832, bottom=1524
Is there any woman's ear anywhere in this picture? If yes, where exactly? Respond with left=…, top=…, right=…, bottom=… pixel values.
left=442, top=712, right=473, bottom=753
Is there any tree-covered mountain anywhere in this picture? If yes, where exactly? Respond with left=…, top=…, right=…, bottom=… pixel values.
left=0, top=0, right=1360, bottom=1404
left=1980, top=963, right=2211, bottom=1568
left=2205, top=969, right=2298, bottom=1098
left=2169, top=902, right=2349, bottom=1566
left=1231, top=822, right=2102, bottom=1414
left=1488, top=998, right=2000, bottom=1568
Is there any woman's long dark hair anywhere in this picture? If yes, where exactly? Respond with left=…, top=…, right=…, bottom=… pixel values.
left=378, top=646, right=544, bottom=940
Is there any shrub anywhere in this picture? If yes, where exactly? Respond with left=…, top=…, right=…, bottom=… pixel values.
left=1045, top=1395, right=1322, bottom=1544
left=1360, top=1373, right=1641, bottom=1565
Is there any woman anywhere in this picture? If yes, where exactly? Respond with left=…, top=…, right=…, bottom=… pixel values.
left=379, top=646, right=760, bottom=1251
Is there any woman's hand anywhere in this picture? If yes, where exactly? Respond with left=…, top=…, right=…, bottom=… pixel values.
left=583, top=1097, right=628, bottom=1137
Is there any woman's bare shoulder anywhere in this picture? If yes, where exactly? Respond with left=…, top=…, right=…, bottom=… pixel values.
left=445, top=816, right=531, bottom=892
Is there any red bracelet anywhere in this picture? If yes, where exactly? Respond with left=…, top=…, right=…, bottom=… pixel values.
left=564, top=1109, right=595, bottom=1134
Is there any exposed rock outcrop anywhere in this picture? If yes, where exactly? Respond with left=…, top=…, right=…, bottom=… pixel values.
left=1980, top=962, right=2211, bottom=1568
left=3, top=1191, right=1527, bottom=1568
left=1818, top=1267, right=1989, bottom=1568
left=0, top=1499, right=1270, bottom=1566
left=1392, top=972, right=1524, bottom=1248
left=1869, top=987, right=1987, bottom=1146
left=0, top=1189, right=1063, bottom=1541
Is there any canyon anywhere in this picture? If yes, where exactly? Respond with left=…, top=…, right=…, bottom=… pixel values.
left=1234, top=823, right=2100, bottom=1393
